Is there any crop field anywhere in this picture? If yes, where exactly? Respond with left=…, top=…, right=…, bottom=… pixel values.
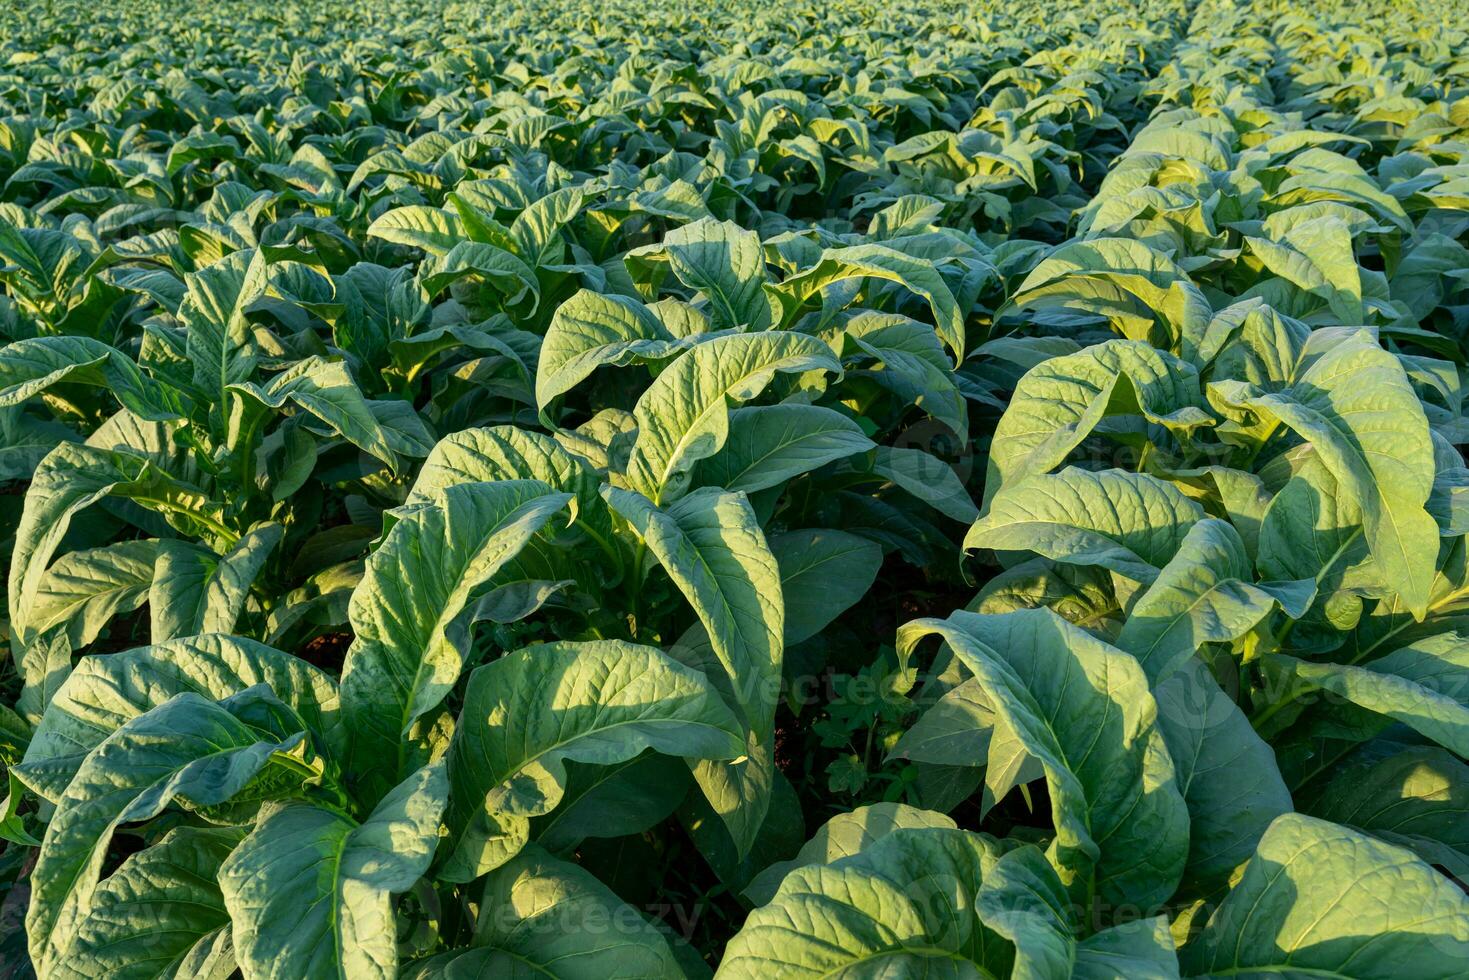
left=0, top=0, right=1467, bottom=975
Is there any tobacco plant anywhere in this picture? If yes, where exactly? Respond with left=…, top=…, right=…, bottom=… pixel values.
left=0, top=0, right=1467, bottom=977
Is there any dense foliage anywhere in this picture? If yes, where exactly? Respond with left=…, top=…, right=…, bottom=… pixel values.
left=1, top=0, right=1468, bottom=975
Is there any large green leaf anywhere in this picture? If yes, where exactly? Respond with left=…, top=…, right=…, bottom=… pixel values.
left=440, top=639, right=745, bottom=881
left=768, top=528, right=882, bottom=644
left=775, top=242, right=967, bottom=362
left=1004, top=238, right=1211, bottom=356
left=1181, top=813, right=1469, bottom=979
left=966, top=468, right=1204, bottom=584
left=54, top=826, right=243, bottom=980
left=536, top=288, right=682, bottom=411
left=402, top=424, right=610, bottom=602
left=419, top=239, right=539, bottom=306
left=977, top=846, right=1179, bottom=980
left=179, top=249, right=269, bottom=431
left=889, top=677, right=1041, bottom=819
left=26, top=693, right=304, bottom=973
left=983, top=339, right=1209, bottom=506
left=1198, top=299, right=1310, bottom=388
left=1256, top=450, right=1371, bottom=593
left=15, top=634, right=341, bottom=804
left=844, top=310, right=968, bottom=441
left=149, top=524, right=282, bottom=642
left=1245, top=217, right=1363, bottom=322
left=218, top=762, right=446, bottom=980
left=867, top=445, right=978, bottom=523
left=406, top=846, right=685, bottom=979
left=1211, top=330, right=1437, bottom=617
left=529, top=753, right=691, bottom=852
left=1118, top=519, right=1313, bottom=684
left=718, top=828, right=1014, bottom=979
left=0, top=336, right=177, bottom=420
left=743, top=803, right=957, bottom=905
left=331, top=261, right=429, bottom=371
left=8, top=442, right=223, bottom=655
left=509, top=186, right=585, bottom=263
left=339, top=479, right=572, bottom=803
left=407, top=424, right=609, bottom=544
left=603, top=486, right=784, bottom=856
left=1154, top=657, right=1293, bottom=894
left=629, top=217, right=773, bottom=331
left=26, top=540, right=157, bottom=650
left=898, top=609, right=1189, bottom=910
left=365, top=206, right=464, bottom=256
left=1301, top=742, right=1469, bottom=878
left=622, top=331, right=840, bottom=503
left=692, top=403, right=874, bottom=494
left=0, top=404, right=74, bottom=482
left=1268, top=633, right=1469, bottom=756
left=228, top=356, right=399, bottom=471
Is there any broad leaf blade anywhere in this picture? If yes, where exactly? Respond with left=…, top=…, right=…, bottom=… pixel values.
left=898, top=609, right=1189, bottom=910
left=339, top=480, right=572, bottom=802
left=622, top=331, right=839, bottom=504
left=1182, top=813, right=1469, bottom=979
left=440, top=639, right=744, bottom=881
left=220, top=762, right=447, bottom=980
